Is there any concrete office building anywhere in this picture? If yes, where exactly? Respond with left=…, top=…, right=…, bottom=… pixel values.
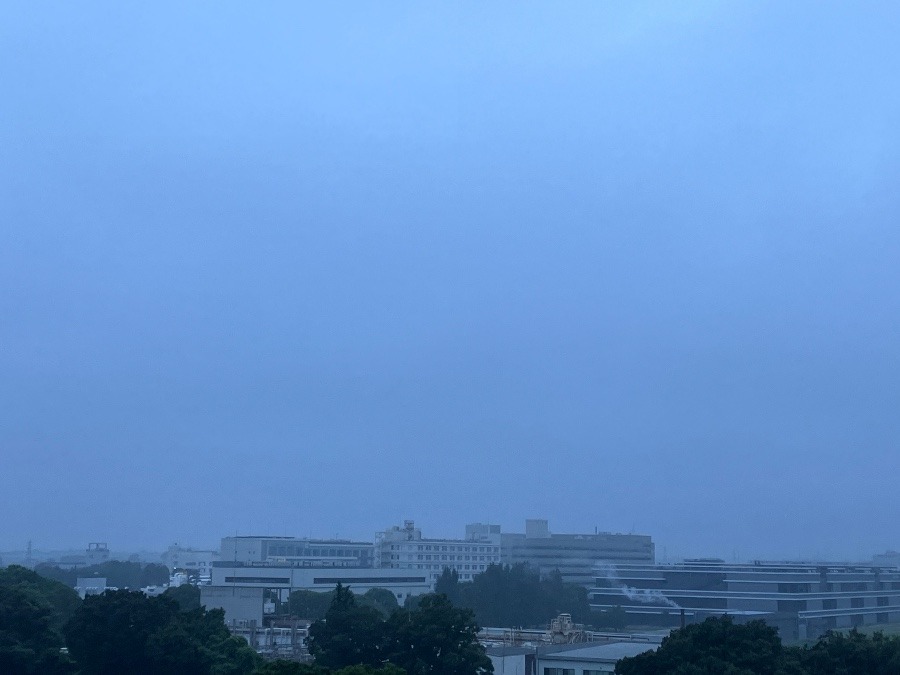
left=501, top=520, right=655, bottom=586
left=589, top=560, right=900, bottom=640
left=375, top=520, right=502, bottom=585
left=220, top=536, right=374, bottom=568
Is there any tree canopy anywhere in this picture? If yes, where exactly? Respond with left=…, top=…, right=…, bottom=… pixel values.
left=164, top=583, right=202, bottom=612
left=0, top=565, right=81, bottom=674
left=289, top=587, right=399, bottom=622
left=383, top=593, right=493, bottom=674
left=63, top=589, right=259, bottom=674
left=435, top=563, right=591, bottom=628
left=307, top=585, right=386, bottom=670
left=289, top=589, right=336, bottom=622
left=357, top=588, right=400, bottom=618
left=307, top=585, right=492, bottom=674
left=252, top=662, right=404, bottom=675
left=615, top=616, right=900, bottom=675
left=36, top=561, right=170, bottom=590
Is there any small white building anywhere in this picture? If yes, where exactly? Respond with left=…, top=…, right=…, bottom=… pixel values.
left=75, top=577, right=108, bottom=599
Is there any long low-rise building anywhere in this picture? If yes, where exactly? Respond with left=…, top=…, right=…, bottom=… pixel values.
left=220, top=536, right=374, bottom=567
left=590, top=560, right=900, bottom=640
left=201, top=563, right=431, bottom=623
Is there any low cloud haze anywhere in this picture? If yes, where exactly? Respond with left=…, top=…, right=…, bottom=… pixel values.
left=2, top=1, right=898, bottom=561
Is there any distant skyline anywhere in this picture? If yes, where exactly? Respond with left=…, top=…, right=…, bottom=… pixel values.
left=3, top=1, right=899, bottom=561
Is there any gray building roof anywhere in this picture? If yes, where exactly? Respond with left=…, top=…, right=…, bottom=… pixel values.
left=539, top=641, right=655, bottom=663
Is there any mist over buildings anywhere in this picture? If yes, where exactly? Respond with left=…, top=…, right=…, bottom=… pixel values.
left=2, top=1, right=899, bottom=562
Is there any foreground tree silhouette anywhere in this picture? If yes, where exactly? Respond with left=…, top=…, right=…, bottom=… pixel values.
left=384, top=593, right=493, bottom=674
left=615, top=616, right=900, bottom=675
left=798, top=629, right=900, bottom=674
left=307, top=584, right=385, bottom=670
left=615, top=617, right=784, bottom=675
left=307, top=588, right=492, bottom=673
left=434, top=563, right=590, bottom=628
left=0, top=584, right=75, bottom=674
left=64, top=589, right=259, bottom=674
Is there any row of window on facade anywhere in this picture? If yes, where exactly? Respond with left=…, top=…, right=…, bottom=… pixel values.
left=269, top=547, right=367, bottom=558
left=415, top=563, right=487, bottom=572
left=389, top=544, right=498, bottom=553
left=391, top=554, right=492, bottom=562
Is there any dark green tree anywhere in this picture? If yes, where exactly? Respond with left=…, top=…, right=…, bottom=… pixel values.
left=307, top=584, right=385, bottom=670
left=384, top=593, right=493, bottom=674
left=0, top=565, right=81, bottom=633
left=36, top=561, right=170, bottom=590
left=403, top=594, right=424, bottom=610
left=540, top=569, right=592, bottom=624
left=593, top=605, right=628, bottom=631
left=449, top=563, right=588, bottom=629
left=0, top=584, right=75, bottom=674
left=252, top=662, right=328, bottom=675
left=792, top=629, right=900, bottom=674
left=615, top=618, right=900, bottom=674
left=164, top=583, right=202, bottom=612
left=251, top=664, right=403, bottom=675
left=434, top=568, right=460, bottom=605
left=357, top=588, right=400, bottom=618
left=288, top=590, right=335, bottom=621
left=63, top=589, right=259, bottom=675
left=615, top=617, right=784, bottom=675
left=64, top=590, right=174, bottom=674
left=334, top=666, right=406, bottom=675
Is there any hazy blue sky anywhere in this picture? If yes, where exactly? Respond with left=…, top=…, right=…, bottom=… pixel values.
left=2, top=1, right=899, bottom=560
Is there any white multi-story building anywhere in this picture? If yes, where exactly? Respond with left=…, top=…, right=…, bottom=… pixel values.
left=375, top=520, right=502, bottom=585
left=161, top=544, right=220, bottom=577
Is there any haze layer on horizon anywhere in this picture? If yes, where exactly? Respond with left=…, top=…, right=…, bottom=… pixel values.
left=2, top=1, right=899, bottom=561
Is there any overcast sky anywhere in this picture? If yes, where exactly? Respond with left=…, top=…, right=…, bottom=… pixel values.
left=2, top=1, right=899, bottom=561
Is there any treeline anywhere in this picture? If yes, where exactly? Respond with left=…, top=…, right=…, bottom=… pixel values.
left=1, top=567, right=492, bottom=674
left=0, top=565, right=80, bottom=673
left=35, top=560, right=170, bottom=590
left=616, top=616, right=900, bottom=675
left=434, top=563, right=592, bottom=628
left=64, top=589, right=259, bottom=674
left=302, top=584, right=491, bottom=674
left=288, top=587, right=400, bottom=621
left=0, top=565, right=260, bottom=674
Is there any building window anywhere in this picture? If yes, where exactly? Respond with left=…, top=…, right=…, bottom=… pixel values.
left=543, top=669, right=574, bottom=675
